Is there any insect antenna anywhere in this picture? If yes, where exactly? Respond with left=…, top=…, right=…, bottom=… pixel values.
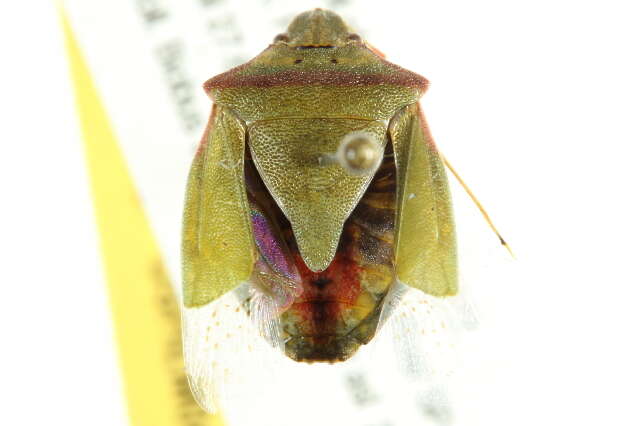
left=441, top=154, right=515, bottom=258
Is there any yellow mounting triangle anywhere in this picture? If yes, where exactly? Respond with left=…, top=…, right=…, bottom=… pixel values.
left=60, top=9, right=225, bottom=426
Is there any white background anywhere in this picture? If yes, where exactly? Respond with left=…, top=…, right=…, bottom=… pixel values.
left=2, top=0, right=640, bottom=425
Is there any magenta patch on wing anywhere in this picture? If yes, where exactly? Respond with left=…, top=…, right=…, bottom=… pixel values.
left=250, top=208, right=298, bottom=281
left=249, top=197, right=302, bottom=310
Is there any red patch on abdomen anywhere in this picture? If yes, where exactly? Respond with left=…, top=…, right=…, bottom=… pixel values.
left=291, top=247, right=362, bottom=337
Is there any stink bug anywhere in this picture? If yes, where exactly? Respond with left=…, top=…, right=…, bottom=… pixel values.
left=181, top=8, right=508, bottom=413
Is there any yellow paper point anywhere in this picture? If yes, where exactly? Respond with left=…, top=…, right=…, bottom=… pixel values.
left=60, top=8, right=225, bottom=425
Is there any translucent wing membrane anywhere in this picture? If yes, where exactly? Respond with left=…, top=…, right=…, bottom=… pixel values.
left=342, top=280, right=477, bottom=426
left=182, top=284, right=287, bottom=413
left=182, top=279, right=477, bottom=417
left=375, top=281, right=477, bottom=382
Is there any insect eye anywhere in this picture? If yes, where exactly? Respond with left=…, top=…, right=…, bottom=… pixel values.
left=346, top=33, right=361, bottom=42
left=273, top=33, right=290, bottom=43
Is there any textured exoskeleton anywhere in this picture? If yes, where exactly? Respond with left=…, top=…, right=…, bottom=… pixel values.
left=182, top=8, right=458, bottom=412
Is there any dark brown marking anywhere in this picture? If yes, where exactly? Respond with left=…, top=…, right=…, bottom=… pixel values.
left=297, top=45, right=336, bottom=49
left=311, top=277, right=332, bottom=289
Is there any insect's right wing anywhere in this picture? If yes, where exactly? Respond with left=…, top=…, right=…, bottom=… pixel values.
left=182, top=105, right=256, bottom=307
left=380, top=105, right=481, bottom=419
left=389, top=103, right=458, bottom=297
left=376, top=280, right=477, bottom=379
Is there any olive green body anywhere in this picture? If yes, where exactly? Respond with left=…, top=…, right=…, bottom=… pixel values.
left=182, top=9, right=457, bottom=381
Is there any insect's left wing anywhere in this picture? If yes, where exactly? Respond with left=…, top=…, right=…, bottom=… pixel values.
left=182, top=105, right=256, bottom=307
left=181, top=105, right=263, bottom=413
left=389, top=104, right=457, bottom=297
left=182, top=107, right=305, bottom=412
left=182, top=283, right=287, bottom=414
